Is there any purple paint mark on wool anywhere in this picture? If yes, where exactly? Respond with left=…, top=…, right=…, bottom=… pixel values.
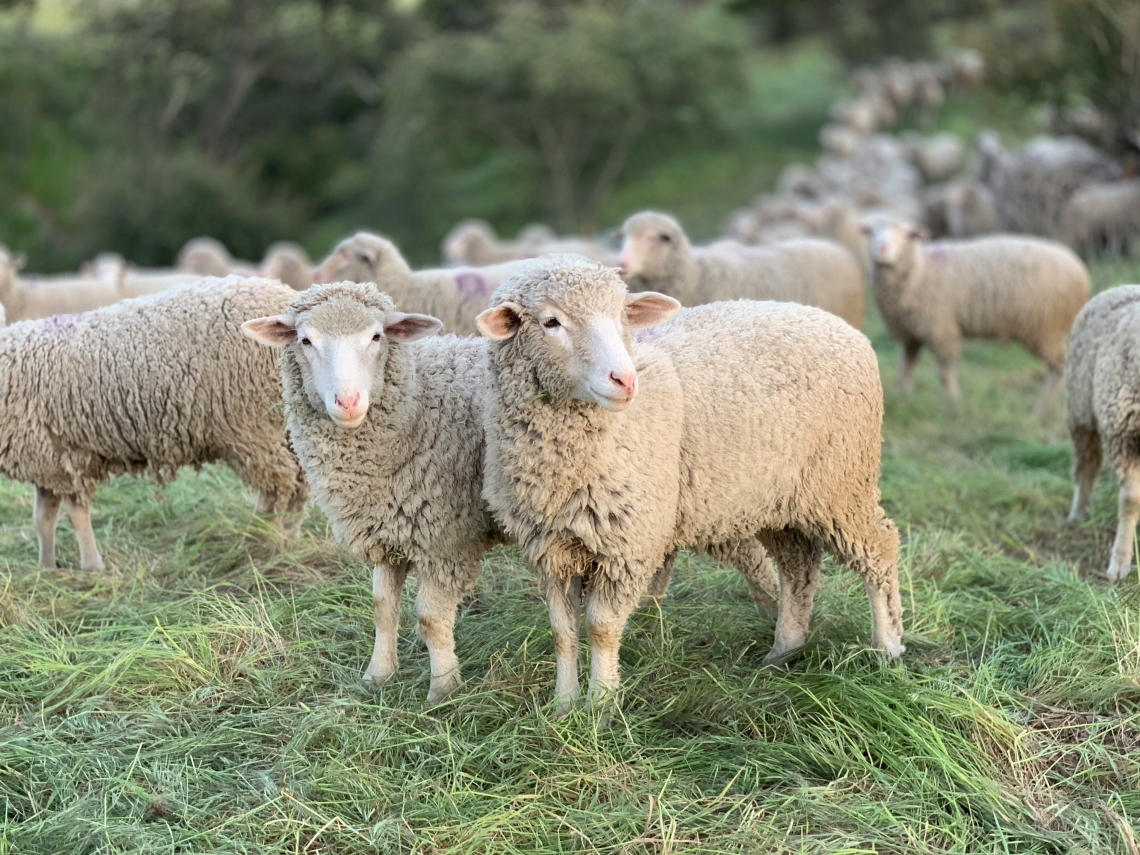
left=454, top=271, right=489, bottom=301
left=634, top=326, right=662, bottom=343
left=46, top=312, right=81, bottom=328
left=925, top=245, right=948, bottom=261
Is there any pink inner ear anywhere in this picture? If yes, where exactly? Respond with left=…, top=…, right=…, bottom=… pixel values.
left=476, top=304, right=522, bottom=339
left=241, top=316, right=296, bottom=346
left=385, top=313, right=442, bottom=342
left=625, top=293, right=680, bottom=329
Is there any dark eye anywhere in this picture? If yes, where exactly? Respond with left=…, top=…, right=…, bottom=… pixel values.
left=301, top=338, right=312, bottom=346
left=542, top=317, right=561, bottom=329
left=372, top=333, right=382, bottom=342
left=659, top=232, right=671, bottom=242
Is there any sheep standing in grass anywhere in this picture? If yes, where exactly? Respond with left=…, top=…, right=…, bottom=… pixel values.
left=0, top=277, right=308, bottom=571
left=1066, top=285, right=1140, bottom=580
left=478, top=255, right=902, bottom=710
left=864, top=222, right=1089, bottom=412
left=313, top=231, right=530, bottom=335
left=619, top=211, right=864, bottom=328
left=243, top=282, right=498, bottom=702
left=1061, top=180, right=1140, bottom=257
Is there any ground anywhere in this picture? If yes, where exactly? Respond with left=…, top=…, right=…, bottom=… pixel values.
left=2, top=254, right=1140, bottom=854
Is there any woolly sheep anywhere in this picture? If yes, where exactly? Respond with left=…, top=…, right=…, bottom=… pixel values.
left=242, top=281, right=497, bottom=702
left=619, top=211, right=865, bottom=329
left=0, top=277, right=308, bottom=571
left=441, top=219, right=522, bottom=267
left=261, top=241, right=314, bottom=290
left=176, top=236, right=233, bottom=277
left=950, top=49, right=985, bottom=90
left=863, top=222, right=1089, bottom=412
left=1066, top=285, right=1140, bottom=580
left=1061, top=180, right=1140, bottom=257
left=902, top=132, right=965, bottom=184
left=476, top=255, right=903, bottom=710
left=313, top=231, right=530, bottom=335
left=820, top=124, right=863, bottom=158
left=0, top=247, right=130, bottom=323
left=830, top=98, right=879, bottom=135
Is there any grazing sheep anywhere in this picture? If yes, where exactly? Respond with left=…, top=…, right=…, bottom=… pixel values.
left=619, top=211, right=865, bottom=328
left=0, top=247, right=130, bottom=323
left=902, top=132, right=965, bottom=183
left=176, top=236, right=233, bottom=277
left=243, top=281, right=498, bottom=702
left=313, top=231, right=532, bottom=335
left=0, top=277, right=308, bottom=571
left=1066, top=285, right=1140, bottom=580
left=477, top=256, right=903, bottom=710
left=441, top=219, right=522, bottom=267
left=1061, top=180, right=1140, bottom=257
left=863, top=222, right=1090, bottom=412
left=261, top=241, right=314, bottom=290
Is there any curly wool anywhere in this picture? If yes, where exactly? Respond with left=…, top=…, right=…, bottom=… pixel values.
left=0, top=276, right=307, bottom=508
left=621, top=212, right=865, bottom=328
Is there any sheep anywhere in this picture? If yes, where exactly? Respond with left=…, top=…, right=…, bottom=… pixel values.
left=911, top=63, right=946, bottom=125
left=820, top=124, right=864, bottom=158
left=176, top=236, right=233, bottom=276
left=1066, top=285, right=1140, bottom=580
left=776, top=163, right=823, bottom=198
left=441, top=219, right=521, bottom=267
left=950, top=48, right=985, bottom=91
left=477, top=255, right=903, bottom=710
left=0, top=276, right=308, bottom=571
left=0, top=247, right=130, bottom=323
left=618, top=211, right=865, bottom=329
left=242, top=281, right=498, bottom=703
left=1061, top=180, right=1140, bottom=257
left=923, top=180, right=1000, bottom=239
left=830, top=98, right=879, bottom=135
left=863, top=221, right=1090, bottom=412
left=902, top=132, right=965, bottom=184
left=260, top=241, right=314, bottom=290
left=312, top=231, right=531, bottom=335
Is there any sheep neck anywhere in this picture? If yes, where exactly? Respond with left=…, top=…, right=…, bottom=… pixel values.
left=873, top=241, right=925, bottom=323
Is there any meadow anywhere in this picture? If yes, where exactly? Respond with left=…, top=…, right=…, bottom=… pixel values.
left=0, top=253, right=1138, bottom=854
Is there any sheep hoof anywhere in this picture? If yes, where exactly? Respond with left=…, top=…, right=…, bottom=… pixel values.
left=1106, top=562, right=1131, bottom=583
left=426, top=673, right=462, bottom=705
left=361, top=668, right=396, bottom=691
left=761, top=645, right=804, bottom=667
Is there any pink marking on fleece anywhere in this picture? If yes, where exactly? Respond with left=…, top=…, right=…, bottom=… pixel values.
left=454, top=271, right=489, bottom=302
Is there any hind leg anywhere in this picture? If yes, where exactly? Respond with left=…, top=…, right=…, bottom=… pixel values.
left=34, top=487, right=62, bottom=569
left=1108, top=466, right=1140, bottom=582
left=643, top=552, right=675, bottom=603
left=758, top=529, right=823, bottom=663
left=1068, top=426, right=1102, bottom=521
left=899, top=339, right=922, bottom=396
left=708, top=538, right=778, bottom=617
left=831, top=515, right=904, bottom=657
left=64, top=495, right=103, bottom=571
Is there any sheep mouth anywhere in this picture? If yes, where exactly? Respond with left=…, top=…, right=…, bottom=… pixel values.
left=330, top=411, right=368, bottom=429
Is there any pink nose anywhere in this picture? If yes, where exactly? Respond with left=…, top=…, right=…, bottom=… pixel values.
left=334, top=392, right=361, bottom=413
left=610, top=371, right=635, bottom=397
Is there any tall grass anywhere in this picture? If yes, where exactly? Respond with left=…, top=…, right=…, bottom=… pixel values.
left=2, top=257, right=1140, bottom=853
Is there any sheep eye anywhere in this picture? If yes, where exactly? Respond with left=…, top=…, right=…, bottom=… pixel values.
left=301, top=338, right=312, bottom=346
left=659, top=233, right=671, bottom=242
left=542, top=317, right=561, bottom=330
left=372, top=333, right=382, bottom=342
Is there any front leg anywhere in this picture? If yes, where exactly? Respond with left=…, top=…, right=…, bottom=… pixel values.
left=417, top=561, right=481, bottom=703
left=548, top=575, right=582, bottom=715
left=64, top=495, right=103, bottom=571
left=364, top=563, right=408, bottom=687
left=585, top=575, right=645, bottom=712
left=34, top=487, right=62, bottom=569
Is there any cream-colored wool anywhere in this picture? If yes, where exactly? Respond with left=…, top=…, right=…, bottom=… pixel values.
left=866, top=223, right=1089, bottom=411
left=1066, top=285, right=1140, bottom=580
left=260, top=242, right=314, bottom=290
left=313, top=232, right=532, bottom=335
left=0, top=276, right=307, bottom=572
left=1062, top=180, right=1140, bottom=257
left=441, top=219, right=526, bottom=267
left=479, top=255, right=901, bottom=711
left=246, top=281, right=501, bottom=702
left=176, top=236, right=233, bottom=276
left=619, top=211, right=865, bottom=328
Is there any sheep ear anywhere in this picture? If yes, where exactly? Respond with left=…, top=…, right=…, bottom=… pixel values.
left=242, top=315, right=297, bottom=347
left=384, top=311, right=442, bottom=342
left=624, top=292, right=681, bottom=328
left=476, top=302, right=523, bottom=340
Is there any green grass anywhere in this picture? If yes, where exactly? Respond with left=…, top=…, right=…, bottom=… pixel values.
left=3, top=257, right=1140, bottom=853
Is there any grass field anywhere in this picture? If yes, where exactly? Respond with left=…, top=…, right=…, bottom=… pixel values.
left=3, top=255, right=1140, bottom=854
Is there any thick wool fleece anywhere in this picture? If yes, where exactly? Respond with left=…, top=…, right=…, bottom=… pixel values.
left=622, top=212, right=865, bottom=328
left=279, top=282, right=499, bottom=585
left=0, top=276, right=307, bottom=507
left=872, top=234, right=1089, bottom=378
left=482, top=256, right=901, bottom=704
left=1065, top=285, right=1140, bottom=578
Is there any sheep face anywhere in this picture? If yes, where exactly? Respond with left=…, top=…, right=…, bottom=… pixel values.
left=312, top=234, right=395, bottom=285
left=478, top=266, right=679, bottom=411
left=243, top=290, right=441, bottom=428
left=864, top=222, right=926, bottom=266
left=618, top=214, right=685, bottom=280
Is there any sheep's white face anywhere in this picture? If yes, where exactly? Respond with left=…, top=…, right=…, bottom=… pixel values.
left=617, top=222, right=680, bottom=280
left=312, top=237, right=386, bottom=285
left=242, top=298, right=441, bottom=429
left=864, top=223, right=926, bottom=266
left=478, top=275, right=680, bottom=412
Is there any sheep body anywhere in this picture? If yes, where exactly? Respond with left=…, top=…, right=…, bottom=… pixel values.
left=866, top=224, right=1089, bottom=409
left=0, top=276, right=307, bottom=570
left=1065, top=285, right=1140, bottom=580
left=260, top=242, right=314, bottom=290
left=621, top=212, right=864, bottom=328
left=479, top=256, right=901, bottom=708
left=0, top=249, right=139, bottom=323
left=1061, top=180, right=1140, bottom=257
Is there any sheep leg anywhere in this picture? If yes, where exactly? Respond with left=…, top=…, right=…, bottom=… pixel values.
left=417, top=567, right=476, bottom=703
left=1032, top=366, right=1064, bottom=419
left=708, top=538, right=778, bottom=617
left=585, top=581, right=641, bottom=712
left=253, top=489, right=278, bottom=514
left=34, top=487, right=62, bottom=569
left=834, top=519, right=905, bottom=657
left=64, top=496, right=103, bottom=571
left=760, top=529, right=822, bottom=664
left=363, top=563, right=408, bottom=688
left=900, top=340, right=922, bottom=396
left=936, top=357, right=961, bottom=403
left=1068, top=427, right=1102, bottom=521
left=549, top=575, right=582, bottom=715
left=1108, top=470, right=1140, bottom=582
left=643, top=551, right=676, bottom=603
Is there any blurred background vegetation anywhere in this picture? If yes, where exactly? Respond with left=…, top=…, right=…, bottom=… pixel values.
left=1, top=0, right=1137, bottom=269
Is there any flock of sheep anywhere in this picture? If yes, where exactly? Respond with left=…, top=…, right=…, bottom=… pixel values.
left=2, top=50, right=1140, bottom=712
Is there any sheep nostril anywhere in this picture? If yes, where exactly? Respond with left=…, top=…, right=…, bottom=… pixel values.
left=335, top=392, right=360, bottom=412
left=610, top=372, right=633, bottom=394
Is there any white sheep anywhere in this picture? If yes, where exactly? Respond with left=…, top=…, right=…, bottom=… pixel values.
left=243, top=281, right=496, bottom=702
left=260, top=241, right=314, bottom=290
left=0, top=247, right=132, bottom=323
left=176, top=236, right=233, bottom=277
left=477, top=255, right=903, bottom=710
left=0, top=277, right=308, bottom=571
left=863, top=221, right=1090, bottom=412
left=312, top=231, right=530, bottom=335
left=1061, top=180, right=1140, bottom=257
left=441, top=219, right=523, bottom=267
left=902, top=132, right=966, bottom=183
left=1066, top=285, right=1140, bottom=580
left=820, top=124, right=864, bottom=158
left=619, top=211, right=865, bottom=329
